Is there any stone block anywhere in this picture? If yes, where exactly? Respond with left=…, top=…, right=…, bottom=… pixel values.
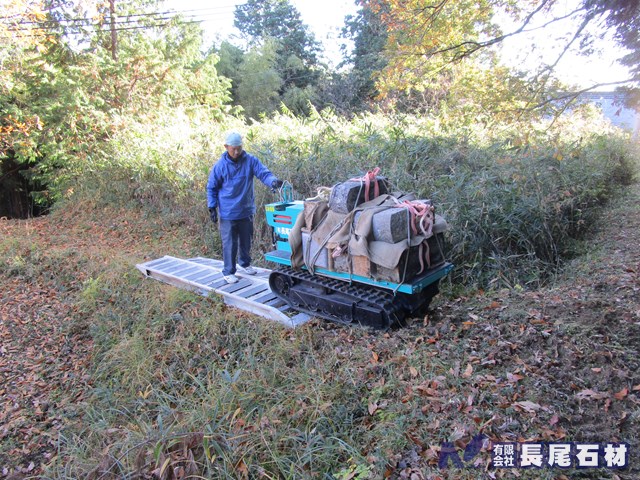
left=302, top=232, right=328, bottom=269
left=373, top=245, right=424, bottom=283
left=352, top=255, right=372, bottom=277
left=330, top=250, right=350, bottom=273
left=371, top=208, right=410, bottom=243
left=328, top=177, right=388, bottom=214
left=427, top=232, right=446, bottom=267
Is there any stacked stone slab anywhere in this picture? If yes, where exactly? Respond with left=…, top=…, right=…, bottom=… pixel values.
left=328, top=177, right=389, bottom=214
left=301, top=231, right=329, bottom=269
left=302, top=174, right=445, bottom=283
left=374, top=244, right=426, bottom=283
left=371, top=207, right=410, bottom=243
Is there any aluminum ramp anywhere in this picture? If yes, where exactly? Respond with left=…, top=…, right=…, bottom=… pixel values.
left=136, top=256, right=311, bottom=328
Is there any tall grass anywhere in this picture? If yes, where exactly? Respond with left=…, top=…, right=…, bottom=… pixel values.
left=63, top=105, right=639, bottom=290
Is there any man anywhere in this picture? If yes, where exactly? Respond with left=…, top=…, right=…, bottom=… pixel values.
left=207, top=131, right=283, bottom=284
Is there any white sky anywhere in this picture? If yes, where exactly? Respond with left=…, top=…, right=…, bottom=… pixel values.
left=495, top=0, right=632, bottom=91
left=161, top=0, right=631, bottom=90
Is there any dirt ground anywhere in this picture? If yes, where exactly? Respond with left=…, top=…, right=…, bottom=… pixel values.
left=1, top=184, right=639, bottom=478
left=417, top=182, right=640, bottom=478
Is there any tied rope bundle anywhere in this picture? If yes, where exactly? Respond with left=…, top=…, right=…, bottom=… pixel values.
left=392, top=198, right=436, bottom=273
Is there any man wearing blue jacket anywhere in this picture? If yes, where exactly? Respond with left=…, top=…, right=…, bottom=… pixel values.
left=207, top=132, right=283, bottom=284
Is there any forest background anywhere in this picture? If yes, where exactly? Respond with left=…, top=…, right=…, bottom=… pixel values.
left=1, top=0, right=640, bottom=478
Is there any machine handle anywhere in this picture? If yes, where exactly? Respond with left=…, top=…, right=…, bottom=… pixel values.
left=274, top=181, right=294, bottom=203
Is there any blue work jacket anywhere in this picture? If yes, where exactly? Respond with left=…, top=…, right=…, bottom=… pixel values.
left=206, top=151, right=277, bottom=221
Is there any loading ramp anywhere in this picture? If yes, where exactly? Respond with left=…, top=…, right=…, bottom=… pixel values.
left=135, top=255, right=312, bottom=328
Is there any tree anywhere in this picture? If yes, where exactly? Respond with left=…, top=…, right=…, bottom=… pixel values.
left=235, top=40, right=284, bottom=119
left=583, top=0, right=640, bottom=106
left=216, top=41, right=246, bottom=102
left=360, top=0, right=639, bottom=111
left=340, top=2, right=389, bottom=110
left=233, top=0, right=324, bottom=114
left=0, top=0, right=233, bottom=216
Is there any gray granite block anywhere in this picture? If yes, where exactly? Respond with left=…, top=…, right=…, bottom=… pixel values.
left=371, top=208, right=410, bottom=243
left=329, top=177, right=388, bottom=214
left=373, top=245, right=423, bottom=283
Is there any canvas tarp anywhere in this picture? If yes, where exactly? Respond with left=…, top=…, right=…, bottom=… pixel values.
left=289, top=193, right=438, bottom=275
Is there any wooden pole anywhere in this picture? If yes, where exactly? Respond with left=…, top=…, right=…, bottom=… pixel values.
left=109, top=0, right=117, bottom=60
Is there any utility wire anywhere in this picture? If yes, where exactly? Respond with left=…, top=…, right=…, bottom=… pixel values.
left=0, top=4, right=241, bottom=22
left=3, top=21, right=209, bottom=35
left=4, top=12, right=237, bottom=34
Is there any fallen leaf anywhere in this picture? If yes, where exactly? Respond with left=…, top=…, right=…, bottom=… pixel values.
left=513, top=401, right=544, bottom=413
left=614, top=387, right=628, bottom=400
left=507, top=372, right=524, bottom=383
left=409, top=366, right=418, bottom=378
left=461, top=363, right=473, bottom=378
left=368, top=402, right=378, bottom=416
left=235, top=459, right=249, bottom=479
left=575, top=389, right=609, bottom=400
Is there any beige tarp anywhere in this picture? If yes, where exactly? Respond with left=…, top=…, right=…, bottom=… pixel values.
left=289, top=192, right=442, bottom=274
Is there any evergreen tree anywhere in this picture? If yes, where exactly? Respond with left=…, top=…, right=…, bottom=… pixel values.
left=233, top=0, right=323, bottom=114
left=235, top=40, right=284, bottom=119
left=0, top=0, right=233, bottom=216
left=340, top=2, right=389, bottom=110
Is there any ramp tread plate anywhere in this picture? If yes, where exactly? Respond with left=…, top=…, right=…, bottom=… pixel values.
left=165, top=265, right=201, bottom=276
left=183, top=269, right=212, bottom=281
left=157, top=263, right=192, bottom=275
left=191, top=272, right=222, bottom=285
left=265, top=298, right=286, bottom=308
left=137, top=256, right=312, bottom=328
left=143, top=257, right=176, bottom=269
left=236, top=285, right=269, bottom=299
left=217, top=279, right=252, bottom=293
left=188, top=257, right=224, bottom=267
left=254, top=292, right=277, bottom=304
left=207, top=280, right=228, bottom=289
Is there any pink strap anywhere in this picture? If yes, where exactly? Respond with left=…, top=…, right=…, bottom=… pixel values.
left=350, top=167, right=381, bottom=202
left=392, top=199, right=435, bottom=237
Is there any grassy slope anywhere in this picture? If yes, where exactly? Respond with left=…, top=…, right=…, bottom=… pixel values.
left=0, top=184, right=639, bottom=479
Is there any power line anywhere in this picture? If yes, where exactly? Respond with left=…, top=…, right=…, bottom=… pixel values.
left=3, top=21, right=211, bottom=36
left=3, top=12, right=238, bottom=34
left=3, top=9, right=235, bottom=25
left=0, top=4, right=241, bottom=22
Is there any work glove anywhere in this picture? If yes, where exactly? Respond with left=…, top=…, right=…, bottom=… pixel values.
left=209, top=207, right=218, bottom=223
left=271, top=179, right=283, bottom=190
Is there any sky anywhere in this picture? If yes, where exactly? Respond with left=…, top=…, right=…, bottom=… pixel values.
left=161, top=0, right=631, bottom=90
left=494, top=0, right=632, bottom=91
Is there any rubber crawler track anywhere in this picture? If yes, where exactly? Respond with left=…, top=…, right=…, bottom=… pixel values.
left=269, top=266, right=407, bottom=329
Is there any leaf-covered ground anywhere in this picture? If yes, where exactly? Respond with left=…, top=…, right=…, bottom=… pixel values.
left=1, top=184, right=639, bottom=479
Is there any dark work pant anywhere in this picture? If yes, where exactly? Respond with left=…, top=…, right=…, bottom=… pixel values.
left=219, top=217, right=253, bottom=276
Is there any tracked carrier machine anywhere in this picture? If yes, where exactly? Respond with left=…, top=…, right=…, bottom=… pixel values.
left=264, top=171, right=453, bottom=329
